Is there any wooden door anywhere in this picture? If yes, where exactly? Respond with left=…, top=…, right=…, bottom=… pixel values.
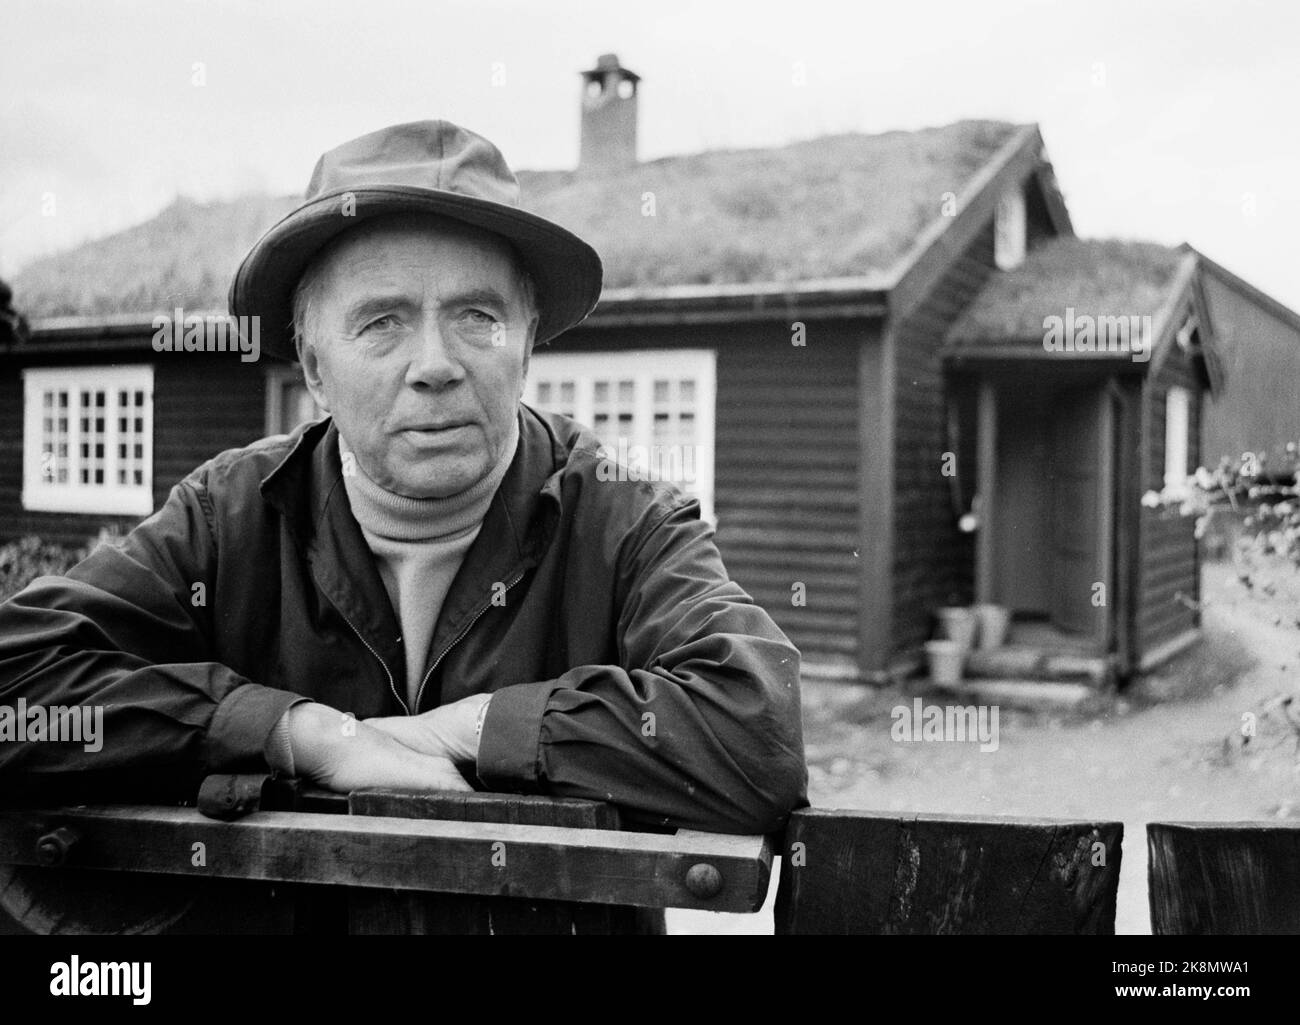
left=1047, top=385, right=1113, bottom=637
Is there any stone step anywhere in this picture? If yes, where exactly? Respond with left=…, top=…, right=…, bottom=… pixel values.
left=931, top=677, right=1098, bottom=712
left=964, top=646, right=1112, bottom=687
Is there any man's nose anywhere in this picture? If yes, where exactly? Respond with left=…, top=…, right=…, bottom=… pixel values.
left=405, top=317, right=464, bottom=389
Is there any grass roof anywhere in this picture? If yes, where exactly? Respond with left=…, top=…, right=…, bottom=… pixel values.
left=946, top=237, right=1188, bottom=350
left=12, top=120, right=1021, bottom=319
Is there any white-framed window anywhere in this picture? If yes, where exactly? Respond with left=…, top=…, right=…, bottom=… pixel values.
left=1164, top=385, right=1191, bottom=491
left=994, top=186, right=1027, bottom=270
left=22, top=365, right=154, bottom=515
left=265, top=364, right=323, bottom=436
left=523, top=349, right=716, bottom=522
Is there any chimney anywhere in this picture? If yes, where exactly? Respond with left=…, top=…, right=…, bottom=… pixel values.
left=579, top=54, right=639, bottom=173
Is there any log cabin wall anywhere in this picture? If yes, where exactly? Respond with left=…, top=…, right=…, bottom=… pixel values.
left=1138, top=343, right=1203, bottom=658
left=548, top=319, right=869, bottom=677
left=889, top=223, right=997, bottom=666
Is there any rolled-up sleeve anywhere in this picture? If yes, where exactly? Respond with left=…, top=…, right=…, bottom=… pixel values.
left=477, top=497, right=808, bottom=835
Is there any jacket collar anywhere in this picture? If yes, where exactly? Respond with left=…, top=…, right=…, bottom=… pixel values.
left=260, top=405, right=565, bottom=710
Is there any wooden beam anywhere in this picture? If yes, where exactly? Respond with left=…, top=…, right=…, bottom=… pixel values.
left=776, top=809, right=1123, bottom=934
left=1149, top=821, right=1300, bottom=934
left=975, top=378, right=997, bottom=602
left=0, top=806, right=772, bottom=913
left=857, top=327, right=893, bottom=676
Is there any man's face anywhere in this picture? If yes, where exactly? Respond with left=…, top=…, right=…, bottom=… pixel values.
left=297, top=214, right=537, bottom=498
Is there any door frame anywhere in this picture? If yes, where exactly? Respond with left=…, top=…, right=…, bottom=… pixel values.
left=974, top=372, right=1117, bottom=649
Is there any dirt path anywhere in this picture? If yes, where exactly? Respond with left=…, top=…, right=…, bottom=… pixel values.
left=669, top=556, right=1300, bottom=935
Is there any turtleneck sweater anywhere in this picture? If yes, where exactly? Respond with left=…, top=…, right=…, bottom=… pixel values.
left=339, top=417, right=519, bottom=711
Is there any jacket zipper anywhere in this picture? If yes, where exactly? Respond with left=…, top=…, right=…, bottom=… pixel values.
left=413, top=569, right=527, bottom=714
left=339, top=607, right=409, bottom=715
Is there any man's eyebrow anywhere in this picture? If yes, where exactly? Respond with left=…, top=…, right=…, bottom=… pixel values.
left=344, top=295, right=417, bottom=325
left=343, top=288, right=514, bottom=325
left=446, top=287, right=511, bottom=311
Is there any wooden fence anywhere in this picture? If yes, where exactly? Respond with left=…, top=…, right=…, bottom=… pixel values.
left=3, top=777, right=1288, bottom=934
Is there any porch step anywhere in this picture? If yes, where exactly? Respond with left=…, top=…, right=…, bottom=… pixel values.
left=964, top=646, right=1112, bottom=688
left=935, top=678, right=1097, bottom=712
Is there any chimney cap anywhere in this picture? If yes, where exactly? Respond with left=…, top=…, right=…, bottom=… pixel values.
left=581, top=53, right=640, bottom=83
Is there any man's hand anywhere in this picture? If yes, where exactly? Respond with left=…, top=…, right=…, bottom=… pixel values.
left=364, top=693, right=492, bottom=765
left=285, top=701, right=472, bottom=792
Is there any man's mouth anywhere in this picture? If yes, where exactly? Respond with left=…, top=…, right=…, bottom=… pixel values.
left=401, top=421, right=471, bottom=433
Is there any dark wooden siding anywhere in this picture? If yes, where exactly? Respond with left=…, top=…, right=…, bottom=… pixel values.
left=0, top=346, right=267, bottom=548
left=1138, top=345, right=1202, bottom=656
left=545, top=320, right=867, bottom=673
left=1199, top=272, right=1300, bottom=468
left=889, top=224, right=996, bottom=659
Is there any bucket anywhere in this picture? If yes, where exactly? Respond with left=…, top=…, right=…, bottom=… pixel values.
left=934, top=606, right=977, bottom=651
left=924, top=639, right=965, bottom=687
left=974, top=603, right=1011, bottom=650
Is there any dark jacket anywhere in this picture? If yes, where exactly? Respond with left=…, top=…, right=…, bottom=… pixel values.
left=0, top=405, right=807, bottom=833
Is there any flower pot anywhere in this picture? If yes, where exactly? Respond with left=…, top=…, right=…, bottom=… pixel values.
left=924, top=639, right=965, bottom=688
left=934, top=606, right=978, bottom=651
left=974, top=603, right=1011, bottom=650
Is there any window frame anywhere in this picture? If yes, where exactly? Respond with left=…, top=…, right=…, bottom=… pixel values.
left=994, top=186, right=1027, bottom=271
left=22, top=364, right=155, bottom=516
left=523, top=349, right=717, bottom=522
left=1163, top=385, right=1191, bottom=491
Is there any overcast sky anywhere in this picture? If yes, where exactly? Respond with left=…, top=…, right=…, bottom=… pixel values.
left=3, top=0, right=1297, bottom=308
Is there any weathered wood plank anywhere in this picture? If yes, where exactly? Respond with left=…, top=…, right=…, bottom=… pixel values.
left=0, top=805, right=771, bottom=912
left=345, top=789, right=646, bottom=935
left=1148, top=821, right=1300, bottom=934
left=775, top=809, right=1122, bottom=934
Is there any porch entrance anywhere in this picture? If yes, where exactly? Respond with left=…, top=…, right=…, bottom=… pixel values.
left=977, top=378, right=1115, bottom=649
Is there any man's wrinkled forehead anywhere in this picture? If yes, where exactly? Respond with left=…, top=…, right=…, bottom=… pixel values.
left=311, top=213, right=524, bottom=296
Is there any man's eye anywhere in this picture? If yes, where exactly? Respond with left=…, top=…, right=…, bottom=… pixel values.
left=463, top=309, right=496, bottom=326
left=363, top=315, right=399, bottom=332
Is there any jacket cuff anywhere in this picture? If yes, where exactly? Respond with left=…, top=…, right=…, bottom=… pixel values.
left=475, top=681, right=560, bottom=790
left=206, top=683, right=309, bottom=772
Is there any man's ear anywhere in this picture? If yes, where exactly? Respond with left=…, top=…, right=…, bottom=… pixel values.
left=297, top=338, right=332, bottom=413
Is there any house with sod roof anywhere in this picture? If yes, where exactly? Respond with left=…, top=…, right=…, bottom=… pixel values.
left=5, top=55, right=1300, bottom=689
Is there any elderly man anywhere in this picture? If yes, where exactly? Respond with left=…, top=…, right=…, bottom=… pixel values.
left=0, top=121, right=806, bottom=834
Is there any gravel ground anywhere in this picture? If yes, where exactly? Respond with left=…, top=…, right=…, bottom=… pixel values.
left=669, top=554, right=1300, bottom=934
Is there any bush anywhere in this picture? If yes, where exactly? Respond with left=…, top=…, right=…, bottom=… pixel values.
left=1143, top=443, right=1300, bottom=569
left=0, top=529, right=123, bottom=604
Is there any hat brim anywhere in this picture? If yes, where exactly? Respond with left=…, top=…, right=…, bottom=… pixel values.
left=229, top=185, right=603, bottom=361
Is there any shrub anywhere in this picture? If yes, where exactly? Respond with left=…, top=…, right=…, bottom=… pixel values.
left=1143, top=443, right=1300, bottom=569
left=0, top=528, right=124, bottom=604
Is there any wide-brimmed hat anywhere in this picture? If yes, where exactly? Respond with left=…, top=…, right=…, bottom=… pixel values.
left=229, top=120, right=603, bottom=361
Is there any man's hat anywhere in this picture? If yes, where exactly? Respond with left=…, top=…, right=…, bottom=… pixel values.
left=229, top=120, right=603, bottom=362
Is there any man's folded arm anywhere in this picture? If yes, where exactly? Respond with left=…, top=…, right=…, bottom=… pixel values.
left=0, top=476, right=300, bottom=782
left=477, top=497, right=809, bottom=835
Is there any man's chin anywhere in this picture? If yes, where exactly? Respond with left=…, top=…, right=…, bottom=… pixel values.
left=391, top=458, right=487, bottom=499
